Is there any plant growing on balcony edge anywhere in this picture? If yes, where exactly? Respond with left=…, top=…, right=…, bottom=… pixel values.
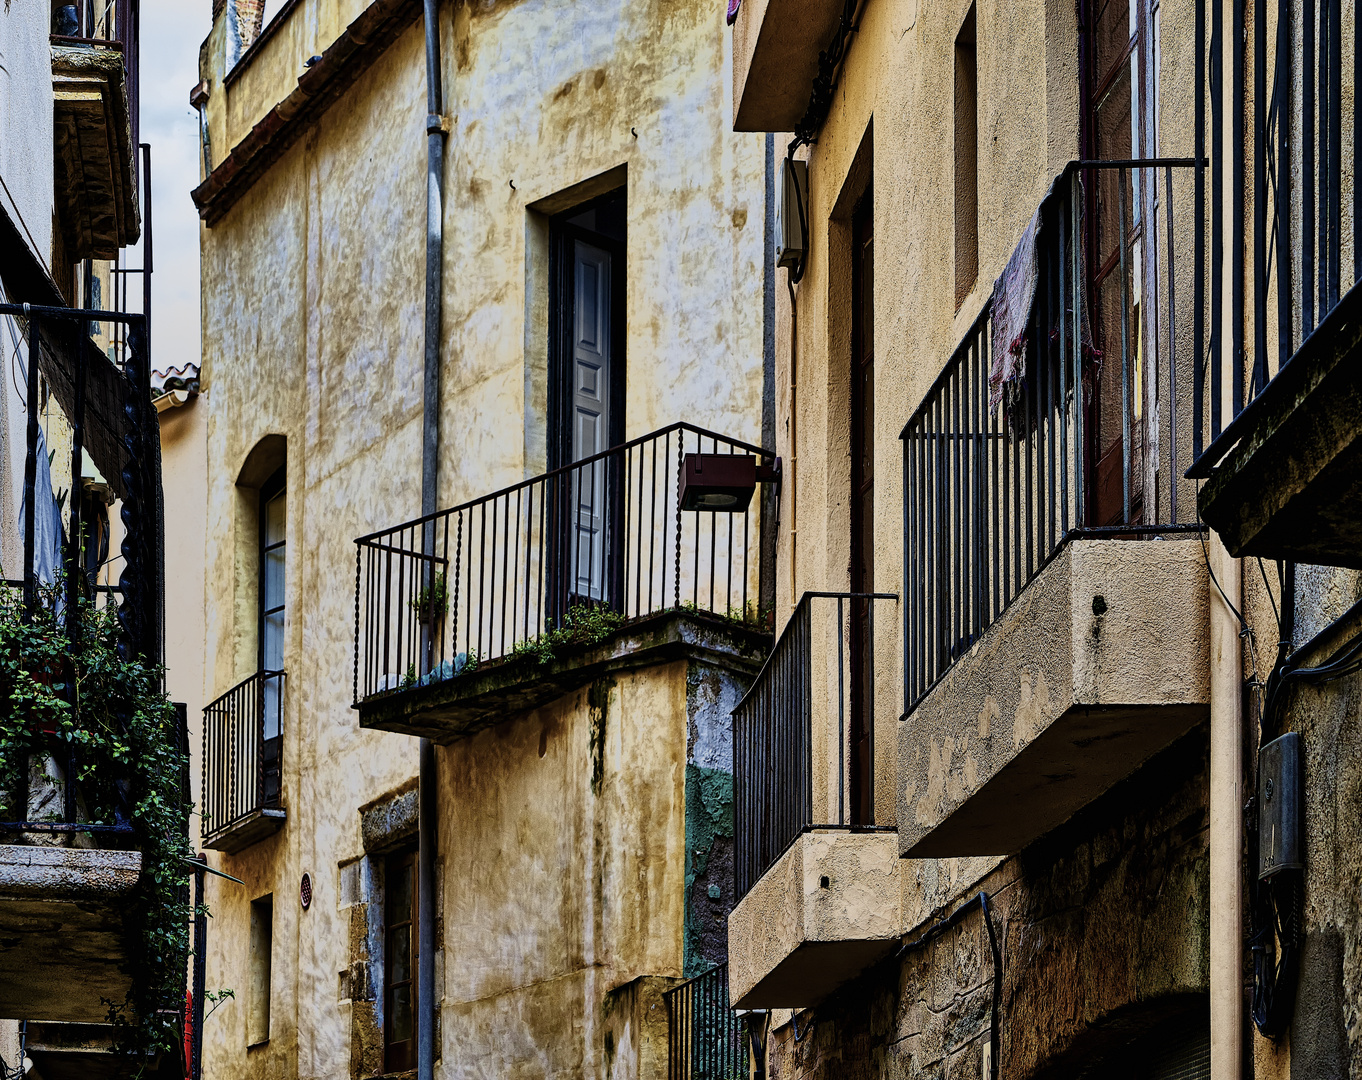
left=410, top=571, right=448, bottom=621
left=0, top=582, right=192, bottom=1067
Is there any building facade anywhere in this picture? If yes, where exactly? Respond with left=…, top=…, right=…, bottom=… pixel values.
left=726, top=0, right=1359, bottom=1079
left=189, top=0, right=770, bottom=1076
left=0, top=3, right=194, bottom=1077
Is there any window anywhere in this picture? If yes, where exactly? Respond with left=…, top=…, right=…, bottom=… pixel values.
left=547, top=188, right=627, bottom=611
left=954, top=5, right=979, bottom=308
left=384, top=849, right=418, bottom=1073
left=248, top=895, right=273, bottom=1046
left=259, top=467, right=284, bottom=805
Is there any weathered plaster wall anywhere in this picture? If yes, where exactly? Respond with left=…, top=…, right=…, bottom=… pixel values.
left=1243, top=577, right=1362, bottom=1080
left=685, top=660, right=746, bottom=975
left=0, top=2, right=55, bottom=271
left=160, top=397, right=209, bottom=813
left=756, top=737, right=1209, bottom=1079
left=439, top=663, right=689, bottom=1077
left=194, top=0, right=765, bottom=1073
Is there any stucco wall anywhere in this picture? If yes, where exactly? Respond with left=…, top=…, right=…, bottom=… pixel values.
left=756, top=737, right=1210, bottom=1079
left=193, top=0, right=766, bottom=1074
left=0, top=2, right=55, bottom=272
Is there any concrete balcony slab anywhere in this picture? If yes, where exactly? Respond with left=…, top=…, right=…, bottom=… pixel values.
left=730, top=0, right=845, bottom=131
left=727, top=830, right=901, bottom=1010
left=358, top=611, right=769, bottom=744
left=1196, top=279, right=1362, bottom=568
left=52, top=44, right=140, bottom=259
left=203, top=806, right=285, bottom=855
left=898, top=538, right=1210, bottom=858
left=0, top=845, right=142, bottom=1023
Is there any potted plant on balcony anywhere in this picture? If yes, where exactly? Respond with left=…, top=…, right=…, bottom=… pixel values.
left=410, top=570, right=448, bottom=623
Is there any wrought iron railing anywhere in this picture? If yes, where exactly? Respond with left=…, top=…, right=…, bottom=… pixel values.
left=0, top=303, right=163, bottom=843
left=901, top=161, right=1206, bottom=715
left=734, top=591, right=897, bottom=900
left=664, top=963, right=746, bottom=1080
left=353, top=423, right=774, bottom=704
left=1188, top=0, right=1358, bottom=476
left=202, top=670, right=285, bottom=842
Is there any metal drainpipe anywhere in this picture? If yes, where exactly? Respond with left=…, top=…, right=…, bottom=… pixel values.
left=1208, top=540, right=1244, bottom=1080
left=418, top=1, right=446, bottom=1078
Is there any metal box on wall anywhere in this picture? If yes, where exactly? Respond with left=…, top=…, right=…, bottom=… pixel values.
left=1258, top=731, right=1303, bottom=879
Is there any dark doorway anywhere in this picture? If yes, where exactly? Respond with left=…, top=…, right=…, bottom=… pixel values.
left=548, top=189, right=627, bottom=614
left=849, top=189, right=874, bottom=826
left=1081, top=0, right=1145, bottom=526
left=384, top=848, right=418, bottom=1073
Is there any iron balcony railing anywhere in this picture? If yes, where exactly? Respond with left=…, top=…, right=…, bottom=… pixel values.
left=202, top=670, right=285, bottom=843
left=734, top=591, right=897, bottom=900
left=901, top=161, right=1207, bottom=716
left=353, top=423, right=774, bottom=704
left=1188, top=0, right=1358, bottom=477
left=664, top=963, right=746, bottom=1080
left=0, top=303, right=164, bottom=844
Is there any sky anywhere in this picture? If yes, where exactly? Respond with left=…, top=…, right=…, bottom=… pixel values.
left=139, top=0, right=213, bottom=376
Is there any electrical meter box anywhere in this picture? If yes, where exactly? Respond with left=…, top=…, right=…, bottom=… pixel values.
left=776, top=157, right=808, bottom=270
left=1258, top=731, right=1303, bottom=880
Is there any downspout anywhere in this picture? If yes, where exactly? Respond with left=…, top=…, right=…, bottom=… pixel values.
left=1208, top=538, right=1243, bottom=1080
left=418, top=2, right=446, bottom=1079
left=1209, top=2, right=1245, bottom=1071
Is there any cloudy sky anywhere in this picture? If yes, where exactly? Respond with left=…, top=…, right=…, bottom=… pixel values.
left=140, top=0, right=213, bottom=375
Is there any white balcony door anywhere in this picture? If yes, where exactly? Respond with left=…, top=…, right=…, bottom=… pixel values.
left=571, top=239, right=611, bottom=602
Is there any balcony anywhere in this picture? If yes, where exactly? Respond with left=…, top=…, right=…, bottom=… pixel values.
left=729, top=0, right=848, bottom=131
left=727, top=592, right=900, bottom=1010
left=202, top=670, right=286, bottom=854
left=897, top=162, right=1210, bottom=857
left=51, top=3, right=141, bottom=261
left=665, top=963, right=747, bottom=1078
left=1188, top=0, right=1361, bottom=569
left=0, top=304, right=184, bottom=1040
left=353, top=424, right=776, bottom=742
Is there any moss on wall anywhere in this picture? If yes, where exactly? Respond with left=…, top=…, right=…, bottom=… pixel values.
left=684, top=764, right=734, bottom=978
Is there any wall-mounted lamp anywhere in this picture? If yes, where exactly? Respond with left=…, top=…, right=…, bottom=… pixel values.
left=680, top=454, right=781, bottom=512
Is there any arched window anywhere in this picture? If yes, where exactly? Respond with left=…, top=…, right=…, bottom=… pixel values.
left=258, top=466, right=285, bottom=760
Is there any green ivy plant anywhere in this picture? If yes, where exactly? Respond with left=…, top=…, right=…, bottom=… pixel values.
left=0, top=582, right=192, bottom=1066
left=508, top=604, right=626, bottom=666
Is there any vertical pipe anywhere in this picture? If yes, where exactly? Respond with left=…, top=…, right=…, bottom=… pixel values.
left=418, top=1, right=446, bottom=1076
left=192, top=858, right=206, bottom=1080
left=1209, top=535, right=1243, bottom=1080
left=1165, top=168, right=1179, bottom=524
left=1232, top=0, right=1246, bottom=421
left=1325, top=0, right=1341, bottom=308
left=1210, top=0, right=1225, bottom=441
left=1253, top=0, right=1268, bottom=399
left=1118, top=168, right=1132, bottom=524
left=1274, top=0, right=1293, bottom=368
left=1302, top=0, right=1316, bottom=334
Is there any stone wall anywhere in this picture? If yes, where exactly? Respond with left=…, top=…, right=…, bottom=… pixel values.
left=760, top=733, right=1209, bottom=1079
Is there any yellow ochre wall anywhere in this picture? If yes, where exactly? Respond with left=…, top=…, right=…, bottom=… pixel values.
left=192, top=0, right=767, bottom=1076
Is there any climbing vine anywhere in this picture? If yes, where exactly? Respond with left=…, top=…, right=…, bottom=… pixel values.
left=0, top=583, right=192, bottom=1065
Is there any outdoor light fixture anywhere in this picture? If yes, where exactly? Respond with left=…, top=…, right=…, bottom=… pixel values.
left=680, top=454, right=781, bottom=512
